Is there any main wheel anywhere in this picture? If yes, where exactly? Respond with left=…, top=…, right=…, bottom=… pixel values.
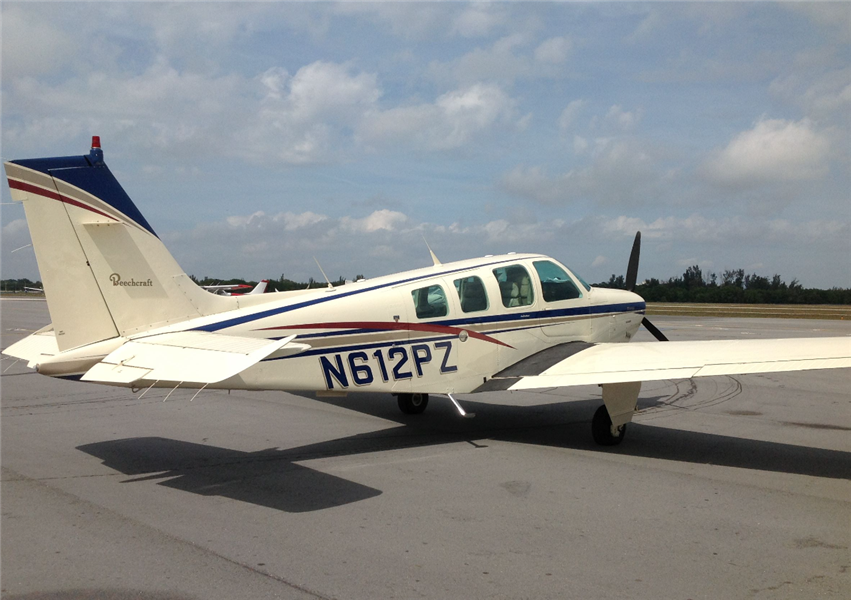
left=591, top=405, right=626, bottom=446
left=397, top=393, right=429, bottom=415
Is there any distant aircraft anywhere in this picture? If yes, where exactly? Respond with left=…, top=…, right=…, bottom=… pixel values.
left=3, top=138, right=849, bottom=445
left=203, top=280, right=270, bottom=296
left=24, top=286, right=44, bottom=294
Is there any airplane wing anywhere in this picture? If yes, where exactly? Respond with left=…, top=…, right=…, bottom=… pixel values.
left=81, top=331, right=309, bottom=385
left=479, top=337, right=851, bottom=391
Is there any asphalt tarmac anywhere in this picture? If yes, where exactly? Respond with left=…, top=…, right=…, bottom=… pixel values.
left=2, top=298, right=849, bottom=600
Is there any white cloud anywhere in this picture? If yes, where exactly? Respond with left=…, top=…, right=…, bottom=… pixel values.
left=600, top=213, right=850, bottom=246
left=226, top=211, right=329, bottom=232
left=788, top=3, right=851, bottom=44
left=1, top=6, right=76, bottom=78
left=500, top=165, right=580, bottom=205
left=604, top=105, right=643, bottom=131
left=339, top=210, right=408, bottom=233
left=703, top=118, right=831, bottom=187
left=160, top=208, right=850, bottom=287
left=332, top=3, right=449, bottom=40
left=428, top=34, right=531, bottom=85
left=501, top=139, right=661, bottom=206
left=558, top=99, right=587, bottom=132
left=451, top=5, right=506, bottom=38
left=534, top=37, right=572, bottom=64
left=6, top=50, right=521, bottom=164
left=359, top=84, right=517, bottom=150
left=770, top=66, right=851, bottom=120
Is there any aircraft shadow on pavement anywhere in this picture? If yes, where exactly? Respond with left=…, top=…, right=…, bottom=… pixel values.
left=76, top=393, right=850, bottom=513
left=76, top=437, right=383, bottom=513
left=311, top=392, right=851, bottom=481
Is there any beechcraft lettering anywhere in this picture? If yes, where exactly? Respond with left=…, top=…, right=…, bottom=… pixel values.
left=3, top=138, right=850, bottom=446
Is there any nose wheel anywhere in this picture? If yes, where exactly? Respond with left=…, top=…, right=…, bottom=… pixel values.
left=397, top=392, right=429, bottom=415
left=592, top=405, right=626, bottom=446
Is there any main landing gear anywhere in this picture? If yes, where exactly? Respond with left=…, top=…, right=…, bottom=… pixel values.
left=591, top=381, right=641, bottom=446
left=397, top=392, right=429, bottom=415
left=591, top=405, right=627, bottom=446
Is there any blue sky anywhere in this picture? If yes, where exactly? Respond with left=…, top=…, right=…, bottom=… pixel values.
left=2, top=2, right=849, bottom=287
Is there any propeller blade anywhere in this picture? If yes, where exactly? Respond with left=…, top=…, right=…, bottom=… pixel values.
left=642, top=317, right=668, bottom=342
left=626, top=231, right=641, bottom=292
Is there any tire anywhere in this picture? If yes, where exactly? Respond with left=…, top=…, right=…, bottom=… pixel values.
left=591, top=405, right=626, bottom=446
left=397, top=393, right=429, bottom=415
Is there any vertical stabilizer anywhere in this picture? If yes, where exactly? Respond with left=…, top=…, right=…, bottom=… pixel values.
left=4, top=138, right=234, bottom=350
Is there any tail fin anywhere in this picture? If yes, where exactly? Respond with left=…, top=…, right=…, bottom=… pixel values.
left=4, top=137, right=234, bottom=351
left=248, top=279, right=269, bottom=295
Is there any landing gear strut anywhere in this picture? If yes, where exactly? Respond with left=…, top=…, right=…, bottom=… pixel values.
left=397, top=393, right=429, bottom=415
left=592, top=405, right=626, bottom=446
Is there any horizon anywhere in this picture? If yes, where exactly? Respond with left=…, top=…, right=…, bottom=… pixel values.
left=2, top=2, right=849, bottom=288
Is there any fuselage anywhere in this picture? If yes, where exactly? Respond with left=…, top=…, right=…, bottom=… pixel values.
left=38, top=253, right=645, bottom=394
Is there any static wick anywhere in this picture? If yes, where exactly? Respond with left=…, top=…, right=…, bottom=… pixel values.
left=138, top=380, right=159, bottom=399
left=190, top=383, right=208, bottom=402
left=163, top=381, right=183, bottom=402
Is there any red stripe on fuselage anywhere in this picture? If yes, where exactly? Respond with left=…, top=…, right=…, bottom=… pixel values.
left=257, top=321, right=514, bottom=348
left=8, top=179, right=118, bottom=222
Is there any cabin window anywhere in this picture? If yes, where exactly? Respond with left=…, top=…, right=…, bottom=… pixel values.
left=453, top=276, right=489, bottom=313
left=492, top=265, right=534, bottom=308
left=411, top=285, right=448, bottom=319
left=533, top=260, right=582, bottom=302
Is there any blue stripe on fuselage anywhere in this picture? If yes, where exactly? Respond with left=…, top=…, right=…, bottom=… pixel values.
left=265, top=301, right=645, bottom=341
left=193, top=257, right=541, bottom=333
left=261, top=301, right=644, bottom=361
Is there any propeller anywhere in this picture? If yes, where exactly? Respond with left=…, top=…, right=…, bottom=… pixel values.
left=625, top=231, right=669, bottom=342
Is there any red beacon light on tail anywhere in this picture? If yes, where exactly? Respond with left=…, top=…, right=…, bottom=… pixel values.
left=88, top=135, right=104, bottom=164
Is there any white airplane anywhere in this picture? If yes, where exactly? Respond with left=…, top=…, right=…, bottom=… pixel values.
left=202, top=280, right=270, bottom=296
left=3, top=138, right=849, bottom=445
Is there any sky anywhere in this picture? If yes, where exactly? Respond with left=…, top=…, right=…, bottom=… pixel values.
left=2, top=1, right=849, bottom=288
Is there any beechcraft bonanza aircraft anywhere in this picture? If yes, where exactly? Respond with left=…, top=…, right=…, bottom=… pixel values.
left=3, top=139, right=850, bottom=445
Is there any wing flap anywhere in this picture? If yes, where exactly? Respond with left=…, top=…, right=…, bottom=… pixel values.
left=503, top=337, right=851, bottom=391
left=81, top=332, right=303, bottom=385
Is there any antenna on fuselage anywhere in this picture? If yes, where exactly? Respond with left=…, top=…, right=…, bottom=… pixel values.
left=422, top=235, right=441, bottom=266
left=313, top=256, right=334, bottom=289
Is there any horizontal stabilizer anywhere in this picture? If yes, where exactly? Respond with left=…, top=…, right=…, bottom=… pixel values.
left=82, top=332, right=309, bottom=385
left=2, top=326, right=59, bottom=367
left=495, top=337, right=851, bottom=391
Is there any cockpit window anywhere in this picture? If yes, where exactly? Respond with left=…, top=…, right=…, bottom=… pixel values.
left=533, top=260, right=582, bottom=302
left=573, top=269, right=592, bottom=292
left=492, top=265, right=534, bottom=308
left=454, top=276, right=489, bottom=313
left=411, top=285, right=448, bottom=319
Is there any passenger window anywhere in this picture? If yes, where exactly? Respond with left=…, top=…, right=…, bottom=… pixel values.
left=492, top=265, right=535, bottom=308
left=411, top=285, right=448, bottom=319
left=453, top=276, right=489, bottom=313
left=533, top=260, right=582, bottom=302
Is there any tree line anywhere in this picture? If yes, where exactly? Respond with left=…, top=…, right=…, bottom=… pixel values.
left=189, top=273, right=364, bottom=292
left=4, top=268, right=849, bottom=304
left=595, top=266, right=851, bottom=305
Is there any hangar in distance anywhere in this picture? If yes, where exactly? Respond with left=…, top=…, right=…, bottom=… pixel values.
left=3, top=138, right=849, bottom=445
